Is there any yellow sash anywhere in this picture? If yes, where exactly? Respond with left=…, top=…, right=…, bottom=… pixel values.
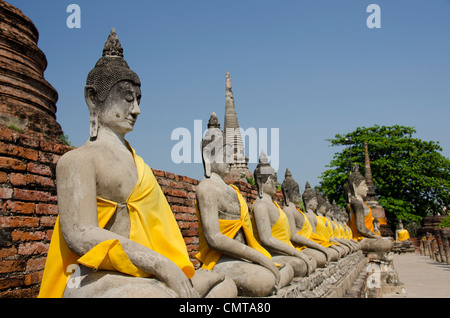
left=338, top=223, right=345, bottom=239
left=38, top=145, right=194, bottom=298
left=331, top=220, right=341, bottom=238
left=320, top=216, right=334, bottom=239
left=271, top=202, right=295, bottom=248
left=348, top=202, right=375, bottom=241
left=296, top=208, right=312, bottom=239
left=397, top=229, right=410, bottom=241
left=195, top=184, right=272, bottom=270
left=312, top=215, right=334, bottom=247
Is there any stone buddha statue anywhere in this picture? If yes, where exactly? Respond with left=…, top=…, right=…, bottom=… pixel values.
left=315, top=192, right=347, bottom=258
left=333, top=204, right=360, bottom=251
left=195, top=113, right=294, bottom=297
left=301, top=183, right=341, bottom=262
left=395, top=221, right=410, bottom=242
left=38, top=29, right=234, bottom=298
left=251, top=152, right=317, bottom=277
left=328, top=201, right=358, bottom=253
left=280, top=168, right=333, bottom=267
left=346, top=164, right=393, bottom=253
left=322, top=198, right=352, bottom=256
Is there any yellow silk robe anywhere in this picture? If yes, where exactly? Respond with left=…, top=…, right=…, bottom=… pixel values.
left=195, top=184, right=273, bottom=270
left=397, top=229, right=410, bottom=241
left=38, top=146, right=194, bottom=298
left=296, top=209, right=333, bottom=248
left=348, top=202, right=375, bottom=241
left=270, top=202, right=296, bottom=248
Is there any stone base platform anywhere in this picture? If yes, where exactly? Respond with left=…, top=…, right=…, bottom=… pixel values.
left=265, top=251, right=367, bottom=298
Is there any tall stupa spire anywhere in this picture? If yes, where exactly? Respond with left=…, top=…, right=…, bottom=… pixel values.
left=223, top=71, right=253, bottom=183
left=363, top=142, right=392, bottom=236
left=364, top=142, right=377, bottom=199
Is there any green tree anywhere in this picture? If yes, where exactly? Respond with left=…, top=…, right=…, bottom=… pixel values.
left=319, top=125, right=450, bottom=225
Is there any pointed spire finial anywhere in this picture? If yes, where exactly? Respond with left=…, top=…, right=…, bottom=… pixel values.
left=285, top=168, right=292, bottom=178
left=207, top=112, right=221, bottom=128
left=103, top=28, right=124, bottom=58
left=259, top=150, right=268, bottom=164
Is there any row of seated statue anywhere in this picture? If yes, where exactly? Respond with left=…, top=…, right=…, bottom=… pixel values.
left=38, top=29, right=391, bottom=298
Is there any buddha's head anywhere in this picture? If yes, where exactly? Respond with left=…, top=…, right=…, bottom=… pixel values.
left=302, top=181, right=318, bottom=212
left=347, top=164, right=369, bottom=199
left=85, top=28, right=141, bottom=140
left=315, top=191, right=327, bottom=216
left=201, top=112, right=232, bottom=179
left=323, top=198, right=334, bottom=219
left=254, top=151, right=277, bottom=198
left=281, top=168, right=300, bottom=206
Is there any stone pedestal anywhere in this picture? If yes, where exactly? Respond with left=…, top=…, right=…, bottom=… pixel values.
left=265, top=251, right=367, bottom=298
left=364, top=251, right=405, bottom=298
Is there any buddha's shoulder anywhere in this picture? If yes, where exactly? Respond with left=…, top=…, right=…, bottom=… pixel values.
left=252, top=198, right=272, bottom=211
left=197, top=177, right=229, bottom=195
left=57, top=141, right=101, bottom=168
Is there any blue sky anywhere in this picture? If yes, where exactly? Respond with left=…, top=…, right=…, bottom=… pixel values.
left=7, top=0, right=450, bottom=189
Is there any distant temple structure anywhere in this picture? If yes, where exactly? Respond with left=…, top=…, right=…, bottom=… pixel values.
left=364, top=142, right=393, bottom=237
left=0, top=0, right=62, bottom=141
left=223, top=71, right=253, bottom=183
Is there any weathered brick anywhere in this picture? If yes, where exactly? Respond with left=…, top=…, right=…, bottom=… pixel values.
left=2, top=201, right=35, bottom=214
left=25, top=271, right=43, bottom=286
left=167, top=197, right=186, bottom=205
left=0, top=246, right=17, bottom=258
left=35, top=203, right=58, bottom=215
left=15, top=134, right=40, bottom=149
left=0, top=128, right=14, bottom=143
left=13, top=189, right=56, bottom=202
left=0, top=276, right=24, bottom=290
left=151, top=169, right=165, bottom=177
left=0, top=216, right=40, bottom=228
left=0, top=260, right=26, bottom=274
left=27, top=162, right=52, bottom=176
left=0, top=171, right=7, bottom=183
left=0, top=142, right=39, bottom=161
left=181, top=229, right=198, bottom=237
left=0, top=187, right=13, bottom=199
left=26, top=257, right=46, bottom=272
left=18, top=242, right=48, bottom=256
left=39, top=216, right=56, bottom=227
left=11, top=230, right=45, bottom=242
left=0, top=157, right=26, bottom=171
left=164, top=171, right=175, bottom=180
left=171, top=189, right=188, bottom=198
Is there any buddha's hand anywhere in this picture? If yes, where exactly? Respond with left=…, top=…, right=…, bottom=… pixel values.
left=166, top=272, right=200, bottom=298
left=298, top=253, right=315, bottom=276
left=271, top=262, right=284, bottom=294
left=323, top=249, right=332, bottom=265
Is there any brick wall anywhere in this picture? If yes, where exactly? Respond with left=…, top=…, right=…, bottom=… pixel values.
left=0, top=126, right=71, bottom=297
left=0, top=125, right=285, bottom=298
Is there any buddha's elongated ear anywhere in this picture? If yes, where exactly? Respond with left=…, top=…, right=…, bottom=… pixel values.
left=85, top=85, right=99, bottom=140
left=202, top=149, right=212, bottom=178
left=256, top=177, right=264, bottom=199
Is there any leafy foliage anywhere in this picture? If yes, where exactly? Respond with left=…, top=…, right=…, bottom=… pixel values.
left=319, top=125, right=450, bottom=225
left=439, top=216, right=450, bottom=228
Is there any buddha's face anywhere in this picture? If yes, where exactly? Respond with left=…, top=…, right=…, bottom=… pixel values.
left=289, top=185, right=301, bottom=203
left=262, top=173, right=277, bottom=196
left=98, top=81, right=141, bottom=135
left=316, top=204, right=326, bottom=216
left=354, top=180, right=369, bottom=198
left=306, top=196, right=318, bottom=211
left=210, top=142, right=232, bottom=178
